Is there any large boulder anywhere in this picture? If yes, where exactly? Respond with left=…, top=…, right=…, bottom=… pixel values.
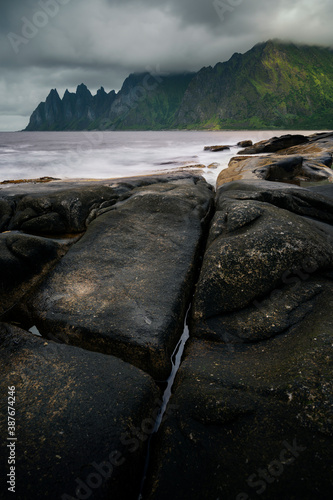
left=29, top=176, right=213, bottom=379
left=0, top=323, right=159, bottom=500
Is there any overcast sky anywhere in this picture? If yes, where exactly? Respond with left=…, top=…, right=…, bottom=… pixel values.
left=0, top=0, right=332, bottom=131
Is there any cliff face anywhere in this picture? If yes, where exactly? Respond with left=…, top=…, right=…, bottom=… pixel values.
left=25, top=40, right=333, bottom=131
left=26, top=84, right=117, bottom=131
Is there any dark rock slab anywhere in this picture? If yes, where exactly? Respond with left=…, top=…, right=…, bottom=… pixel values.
left=191, top=188, right=333, bottom=338
left=29, top=176, right=213, bottom=379
left=0, top=232, right=69, bottom=317
left=0, top=323, right=159, bottom=500
left=146, top=307, right=333, bottom=500
left=238, top=133, right=309, bottom=154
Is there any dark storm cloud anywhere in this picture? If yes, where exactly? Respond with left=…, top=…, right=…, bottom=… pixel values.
left=0, top=0, right=333, bottom=130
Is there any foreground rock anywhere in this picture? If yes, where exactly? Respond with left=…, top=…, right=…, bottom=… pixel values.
left=144, top=180, right=333, bottom=500
left=2, top=171, right=333, bottom=499
left=217, top=152, right=333, bottom=186
left=28, top=176, right=213, bottom=379
left=0, top=323, right=159, bottom=500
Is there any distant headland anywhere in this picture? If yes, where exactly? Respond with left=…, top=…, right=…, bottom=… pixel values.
left=25, top=40, right=333, bottom=131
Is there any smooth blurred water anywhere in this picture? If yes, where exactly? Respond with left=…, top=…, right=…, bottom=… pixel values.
left=0, top=130, right=323, bottom=187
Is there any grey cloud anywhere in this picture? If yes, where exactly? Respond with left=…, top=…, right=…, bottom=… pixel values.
left=1, top=0, right=333, bottom=130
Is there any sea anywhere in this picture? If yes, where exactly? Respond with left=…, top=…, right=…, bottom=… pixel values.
left=0, top=130, right=326, bottom=187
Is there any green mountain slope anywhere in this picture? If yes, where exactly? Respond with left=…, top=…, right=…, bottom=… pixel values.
left=25, top=40, right=333, bottom=131
left=175, top=40, right=333, bottom=129
left=96, top=73, right=195, bottom=130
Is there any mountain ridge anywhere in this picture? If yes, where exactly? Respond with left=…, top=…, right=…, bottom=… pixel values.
left=25, top=40, right=333, bottom=131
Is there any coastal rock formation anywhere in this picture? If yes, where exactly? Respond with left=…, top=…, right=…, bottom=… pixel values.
left=1, top=167, right=333, bottom=499
left=26, top=85, right=117, bottom=131
left=0, top=323, right=159, bottom=500
left=238, top=133, right=308, bottom=154
left=145, top=180, right=333, bottom=500
left=25, top=41, right=333, bottom=131
left=218, top=132, right=333, bottom=186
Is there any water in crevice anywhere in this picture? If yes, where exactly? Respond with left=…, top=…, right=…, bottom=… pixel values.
left=29, top=325, right=42, bottom=337
left=137, top=308, right=190, bottom=500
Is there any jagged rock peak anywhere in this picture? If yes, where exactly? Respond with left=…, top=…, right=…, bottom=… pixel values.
left=47, top=88, right=61, bottom=100
left=76, top=83, right=92, bottom=97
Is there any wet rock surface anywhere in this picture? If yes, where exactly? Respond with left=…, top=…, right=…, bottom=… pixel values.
left=0, top=178, right=161, bottom=235
left=28, top=176, right=213, bottom=379
left=1, top=167, right=333, bottom=500
left=218, top=180, right=333, bottom=223
left=0, top=323, right=159, bottom=500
